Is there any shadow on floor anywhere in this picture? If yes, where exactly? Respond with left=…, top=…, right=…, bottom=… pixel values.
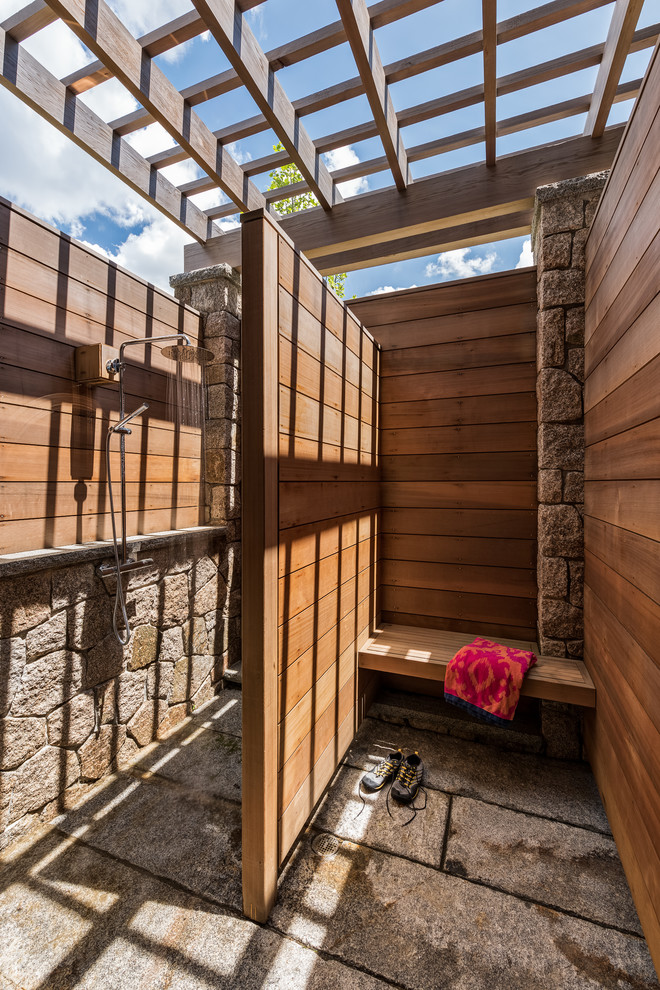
left=0, top=688, right=658, bottom=989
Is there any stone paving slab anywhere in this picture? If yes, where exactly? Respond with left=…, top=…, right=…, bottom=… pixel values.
left=190, top=689, right=242, bottom=737
left=445, top=796, right=642, bottom=935
left=369, top=689, right=544, bottom=755
left=0, top=825, right=390, bottom=990
left=273, top=830, right=659, bottom=990
left=52, top=771, right=243, bottom=911
left=345, top=719, right=610, bottom=833
left=129, top=721, right=242, bottom=804
left=311, top=765, right=450, bottom=868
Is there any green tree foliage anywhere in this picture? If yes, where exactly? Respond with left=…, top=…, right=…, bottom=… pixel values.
left=267, top=143, right=348, bottom=298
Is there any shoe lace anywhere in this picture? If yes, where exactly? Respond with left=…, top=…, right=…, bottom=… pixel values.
left=355, top=755, right=399, bottom=818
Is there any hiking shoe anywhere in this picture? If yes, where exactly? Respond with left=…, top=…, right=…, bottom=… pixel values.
left=391, top=752, right=424, bottom=803
left=360, top=750, right=403, bottom=792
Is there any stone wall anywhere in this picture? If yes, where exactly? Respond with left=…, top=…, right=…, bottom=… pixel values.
left=0, top=528, right=234, bottom=847
left=170, top=265, right=241, bottom=671
left=533, top=173, right=607, bottom=661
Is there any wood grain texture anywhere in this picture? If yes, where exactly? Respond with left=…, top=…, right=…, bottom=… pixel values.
left=0, top=201, right=204, bottom=555
left=584, top=43, right=660, bottom=971
left=360, top=624, right=595, bottom=705
left=240, top=211, right=280, bottom=923
left=371, top=270, right=538, bottom=637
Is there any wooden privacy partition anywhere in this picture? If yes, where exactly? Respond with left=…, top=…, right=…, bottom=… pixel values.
left=583, top=42, right=660, bottom=969
left=241, top=210, right=379, bottom=921
left=0, top=198, right=203, bottom=554
left=350, top=269, right=538, bottom=642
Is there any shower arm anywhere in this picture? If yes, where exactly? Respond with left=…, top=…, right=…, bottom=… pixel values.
left=106, top=334, right=192, bottom=565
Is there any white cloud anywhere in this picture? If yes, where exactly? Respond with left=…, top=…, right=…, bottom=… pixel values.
left=368, top=284, right=418, bottom=295
left=106, top=0, right=192, bottom=37
left=516, top=238, right=534, bottom=268
left=324, top=146, right=369, bottom=199
left=81, top=214, right=192, bottom=291
left=425, top=247, right=498, bottom=280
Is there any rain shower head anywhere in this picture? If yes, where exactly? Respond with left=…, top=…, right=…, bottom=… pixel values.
left=161, top=343, right=215, bottom=366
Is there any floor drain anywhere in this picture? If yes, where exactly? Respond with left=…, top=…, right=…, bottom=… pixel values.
left=311, top=832, right=340, bottom=858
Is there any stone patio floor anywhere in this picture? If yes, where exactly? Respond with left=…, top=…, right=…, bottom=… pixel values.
left=0, top=686, right=658, bottom=990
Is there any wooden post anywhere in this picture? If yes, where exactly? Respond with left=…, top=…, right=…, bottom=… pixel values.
left=240, top=209, right=280, bottom=922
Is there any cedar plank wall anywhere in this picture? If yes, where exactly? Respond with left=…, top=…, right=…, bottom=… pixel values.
left=248, top=215, right=379, bottom=864
left=0, top=198, right=203, bottom=554
left=350, top=269, right=538, bottom=641
left=583, top=43, right=660, bottom=969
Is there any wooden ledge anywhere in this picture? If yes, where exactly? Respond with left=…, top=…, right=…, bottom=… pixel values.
left=359, top=623, right=596, bottom=708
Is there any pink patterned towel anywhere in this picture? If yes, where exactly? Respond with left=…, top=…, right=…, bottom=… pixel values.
left=444, top=637, right=537, bottom=724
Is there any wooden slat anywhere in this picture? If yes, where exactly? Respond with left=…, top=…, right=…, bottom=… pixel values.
left=359, top=624, right=595, bottom=705
left=584, top=0, right=645, bottom=137
left=585, top=480, right=660, bottom=544
left=381, top=559, right=536, bottom=599
left=365, top=302, right=536, bottom=350
left=380, top=392, right=536, bottom=429
left=44, top=0, right=265, bottom=215
left=380, top=363, right=536, bottom=403
left=385, top=533, right=536, bottom=568
left=383, top=506, right=537, bottom=538
left=185, top=129, right=624, bottom=272
left=381, top=422, right=536, bottom=456
left=240, top=211, right=280, bottom=923
left=380, top=332, right=535, bottom=375
left=0, top=27, right=211, bottom=243
left=382, top=450, right=536, bottom=481
left=336, top=0, right=408, bottom=190
left=482, top=0, right=497, bottom=166
left=1, top=1, right=56, bottom=41
left=192, top=0, right=336, bottom=211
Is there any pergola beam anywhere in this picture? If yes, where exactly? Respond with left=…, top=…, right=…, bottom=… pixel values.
left=482, top=0, right=497, bottom=165
left=1, top=1, right=56, bottom=42
left=336, top=0, right=409, bottom=190
left=185, top=127, right=624, bottom=272
left=43, top=0, right=265, bottom=215
left=584, top=0, right=645, bottom=137
left=191, top=0, right=338, bottom=211
left=0, top=26, right=213, bottom=242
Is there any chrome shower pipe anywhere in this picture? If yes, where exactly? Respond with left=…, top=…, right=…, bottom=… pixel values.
left=106, top=334, right=192, bottom=564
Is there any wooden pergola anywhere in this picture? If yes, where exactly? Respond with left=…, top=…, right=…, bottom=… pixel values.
left=0, top=0, right=655, bottom=273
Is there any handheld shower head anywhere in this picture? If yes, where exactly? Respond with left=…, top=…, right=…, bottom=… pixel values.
left=110, top=402, right=149, bottom=435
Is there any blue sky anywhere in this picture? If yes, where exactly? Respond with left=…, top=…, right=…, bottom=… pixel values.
left=0, top=0, right=655, bottom=296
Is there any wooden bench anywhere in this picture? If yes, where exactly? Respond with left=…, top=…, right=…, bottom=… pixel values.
left=359, top=623, right=596, bottom=707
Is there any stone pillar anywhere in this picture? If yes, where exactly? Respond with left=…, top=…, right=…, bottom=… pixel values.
left=533, top=174, right=606, bottom=758
left=170, top=264, right=241, bottom=669
left=532, top=173, right=606, bottom=662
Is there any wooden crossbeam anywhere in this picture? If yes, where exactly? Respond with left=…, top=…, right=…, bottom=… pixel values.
left=60, top=0, right=265, bottom=95
left=185, top=127, right=624, bottom=272
left=1, top=1, right=56, bottom=41
left=482, top=0, right=497, bottom=166
left=584, top=0, right=645, bottom=137
left=0, top=25, right=213, bottom=243
left=87, top=0, right=435, bottom=139
left=192, top=0, right=338, bottom=210
left=336, top=0, right=408, bottom=190
left=43, top=0, right=265, bottom=215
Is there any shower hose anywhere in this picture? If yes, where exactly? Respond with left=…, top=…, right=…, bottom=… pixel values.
left=105, top=426, right=131, bottom=646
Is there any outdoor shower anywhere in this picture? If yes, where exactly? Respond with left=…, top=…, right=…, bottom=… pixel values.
left=84, top=334, right=213, bottom=646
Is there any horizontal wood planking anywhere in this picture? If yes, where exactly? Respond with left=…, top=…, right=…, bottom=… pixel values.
left=381, top=480, right=536, bottom=510
left=379, top=332, right=535, bottom=376
left=0, top=200, right=203, bottom=552
left=380, top=363, right=536, bottom=403
left=381, top=422, right=536, bottom=456
left=380, top=610, right=538, bottom=642
left=382, top=506, right=537, bottom=538
left=349, top=269, right=537, bottom=326
left=363, top=270, right=537, bottom=640
left=0, top=506, right=202, bottom=554
left=584, top=291, right=660, bottom=414
left=381, top=585, right=537, bottom=631
left=381, top=558, right=536, bottom=599
left=360, top=302, right=536, bottom=350
left=584, top=46, right=660, bottom=971
left=274, top=225, right=379, bottom=870
left=384, top=533, right=536, bottom=568
left=380, top=392, right=536, bottom=430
